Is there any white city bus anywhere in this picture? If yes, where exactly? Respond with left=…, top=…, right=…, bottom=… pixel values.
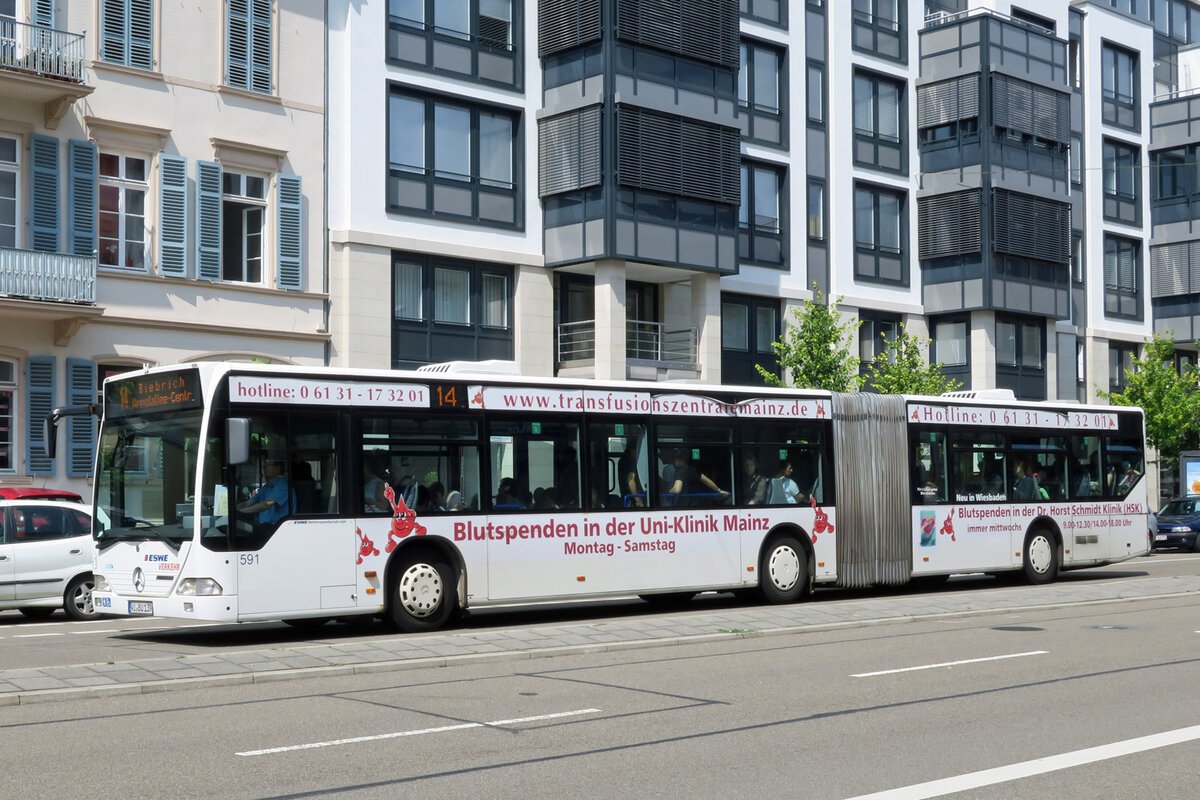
left=72, top=362, right=1148, bottom=632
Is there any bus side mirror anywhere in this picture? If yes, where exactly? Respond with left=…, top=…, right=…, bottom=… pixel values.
left=226, top=418, right=251, bottom=465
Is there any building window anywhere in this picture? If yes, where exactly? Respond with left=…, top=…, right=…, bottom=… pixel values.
left=1070, top=134, right=1083, bottom=185
left=1104, top=235, right=1142, bottom=320
left=806, top=61, right=824, bottom=125
left=852, top=0, right=905, bottom=62
left=387, top=0, right=520, bottom=89
left=100, top=0, right=153, bottom=69
left=932, top=319, right=968, bottom=367
left=388, top=87, right=521, bottom=229
left=739, top=161, right=785, bottom=266
left=721, top=293, right=780, bottom=385
left=853, top=70, right=905, bottom=173
left=1152, top=146, right=1190, bottom=200
left=807, top=179, right=825, bottom=241
left=854, top=182, right=907, bottom=285
left=1072, top=233, right=1084, bottom=284
left=738, top=40, right=785, bottom=146
left=221, top=171, right=266, bottom=283
left=0, top=358, right=14, bottom=473
left=392, top=253, right=514, bottom=368
left=741, top=0, right=785, bottom=27
left=996, top=315, right=1045, bottom=401
left=1109, top=341, right=1138, bottom=393
left=0, top=135, right=16, bottom=249
left=225, top=0, right=272, bottom=94
left=859, top=311, right=899, bottom=374
left=1103, top=138, right=1140, bottom=224
left=98, top=153, right=148, bottom=271
left=1101, top=43, right=1138, bottom=131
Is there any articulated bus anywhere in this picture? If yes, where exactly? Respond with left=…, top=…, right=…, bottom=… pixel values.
left=64, top=362, right=1148, bottom=632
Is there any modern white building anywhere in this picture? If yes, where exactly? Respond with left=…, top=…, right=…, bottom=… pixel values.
left=0, top=1, right=325, bottom=494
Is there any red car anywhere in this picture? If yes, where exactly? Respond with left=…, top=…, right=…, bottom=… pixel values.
left=0, top=488, right=85, bottom=502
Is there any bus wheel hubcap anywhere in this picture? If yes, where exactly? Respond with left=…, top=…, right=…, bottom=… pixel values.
left=769, top=546, right=800, bottom=591
left=399, top=563, right=443, bottom=618
left=1028, top=536, right=1052, bottom=573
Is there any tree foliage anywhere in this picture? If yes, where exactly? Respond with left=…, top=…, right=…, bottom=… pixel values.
left=1099, top=334, right=1200, bottom=468
left=757, top=287, right=862, bottom=391
left=863, top=324, right=962, bottom=396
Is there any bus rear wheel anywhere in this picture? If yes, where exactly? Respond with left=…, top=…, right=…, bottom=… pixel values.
left=389, top=548, right=456, bottom=632
left=1022, top=529, right=1059, bottom=584
left=759, top=535, right=807, bottom=604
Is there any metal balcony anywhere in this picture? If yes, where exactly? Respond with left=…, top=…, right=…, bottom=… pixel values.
left=0, top=247, right=96, bottom=304
left=557, top=319, right=698, bottom=370
left=0, top=18, right=92, bottom=128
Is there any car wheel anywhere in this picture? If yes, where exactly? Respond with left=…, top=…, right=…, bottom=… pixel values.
left=389, top=547, right=456, bottom=633
left=18, top=607, right=55, bottom=620
left=63, top=574, right=98, bottom=620
left=758, top=535, right=807, bottom=604
left=1023, top=529, right=1059, bottom=584
left=1192, top=534, right=1200, bottom=554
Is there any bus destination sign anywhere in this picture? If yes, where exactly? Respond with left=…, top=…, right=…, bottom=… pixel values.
left=229, top=376, right=430, bottom=408
left=106, top=369, right=203, bottom=417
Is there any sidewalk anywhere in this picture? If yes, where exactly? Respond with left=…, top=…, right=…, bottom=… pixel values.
left=3, top=573, right=1198, bottom=705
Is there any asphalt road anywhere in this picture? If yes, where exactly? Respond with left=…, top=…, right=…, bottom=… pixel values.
left=0, top=552, right=1197, bottom=798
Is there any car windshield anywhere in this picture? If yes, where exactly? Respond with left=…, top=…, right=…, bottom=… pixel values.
left=1160, top=499, right=1199, bottom=516
left=94, top=412, right=204, bottom=545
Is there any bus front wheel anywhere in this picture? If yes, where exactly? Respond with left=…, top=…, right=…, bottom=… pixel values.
left=759, top=535, right=807, bottom=604
left=389, top=548, right=456, bottom=632
left=1022, top=529, right=1059, bottom=584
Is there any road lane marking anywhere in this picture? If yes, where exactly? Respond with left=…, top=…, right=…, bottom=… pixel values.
left=851, top=651, right=1048, bottom=678
left=12, top=633, right=64, bottom=639
left=844, top=723, right=1200, bottom=799
left=236, top=708, right=603, bottom=757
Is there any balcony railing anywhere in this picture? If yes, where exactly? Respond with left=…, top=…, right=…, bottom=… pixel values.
left=557, top=319, right=698, bottom=368
left=0, top=247, right=96, bottom=304
left=0, top=18, right=86, bottom=82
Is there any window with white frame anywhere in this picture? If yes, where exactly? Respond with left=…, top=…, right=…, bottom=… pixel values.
left=100, top=0, right=153, bottom=69
left=222, top=170, right=267, bottom=283
left=98, top=152, right=148, bottom=270
left=0, top=135, right=17, bottom=249
left=0, top=358, right=14, bottom=473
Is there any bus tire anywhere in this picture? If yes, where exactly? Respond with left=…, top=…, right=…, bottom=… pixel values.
left=1022, top=529, right=1058, bottom=584
left=759, top=535, right=806, bottom=604
left=63, top=575, right=98, bottom=620
left=389, top=548, right=456, bottom=632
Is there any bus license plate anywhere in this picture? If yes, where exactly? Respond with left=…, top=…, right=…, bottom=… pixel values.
left=128, top=601, right=153, bottom=615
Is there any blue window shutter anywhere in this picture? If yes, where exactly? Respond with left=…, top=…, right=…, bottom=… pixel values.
left=65, top=359, right=97, bottom=478
left=33, top=0, right=54, bottom=27
left=130, top=0, right=153, bottom=69
left=196, top=160, right=222, bottom=281
left=25, top=356, right=56, bottom=476
left=100, top=0, right=127, bottom=63
left=67, top=139, right=97, bottom=258
left=29, top=134, right=59, bottom=253
left=249, top=0, right=272, bottom=93
left=276, top=174, right=302, bottom=290
left=226, top=0, right=249, bottom=89
left=158, top=154, right=188, bottom=276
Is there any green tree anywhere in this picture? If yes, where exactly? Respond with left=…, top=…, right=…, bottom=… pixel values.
left=756, top=287, right=863, bottom=391
left=1099, top=334, right=1200, bottom=469
left=864, top=324, right=962, bottom=396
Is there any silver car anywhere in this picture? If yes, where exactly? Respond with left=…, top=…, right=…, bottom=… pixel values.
left=0, top=500, right=97, bottom=620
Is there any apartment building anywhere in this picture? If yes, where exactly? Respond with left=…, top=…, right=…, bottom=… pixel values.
left=0, top=1, right=325, bottom=494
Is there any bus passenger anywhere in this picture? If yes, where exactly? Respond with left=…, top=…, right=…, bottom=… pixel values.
left=772, top=461, right=800, bottom=504
left=1012, top=460, right=1038, bottom=501
left=665, top=449, right=729, bottom=506
left=742, top=456, right=768, bottom=506
left=618, top=446, right=645, bottom=508
left=362, top=451, right=389, bottom=513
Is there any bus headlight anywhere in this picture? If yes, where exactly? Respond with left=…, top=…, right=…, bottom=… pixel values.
left=176, top=578, right=224, bottom=596
left=93, top=575, right=110, bottom=592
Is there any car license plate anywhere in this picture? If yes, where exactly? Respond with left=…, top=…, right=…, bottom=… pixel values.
left=128, top=601, right=153, bottom=615
left=1155, top=535, right=1167, bottom=541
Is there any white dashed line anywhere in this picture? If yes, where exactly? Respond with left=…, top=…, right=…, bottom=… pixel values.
left=851, top=651, right=1048, bottom=678
left=236, top=708, right=603, bottom=756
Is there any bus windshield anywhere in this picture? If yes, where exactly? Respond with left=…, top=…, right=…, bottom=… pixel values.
left=95, top=411, right=204, bottom=545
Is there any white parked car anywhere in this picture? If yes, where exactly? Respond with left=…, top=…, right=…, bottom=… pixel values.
left=0, top=500, right=97, bottom=620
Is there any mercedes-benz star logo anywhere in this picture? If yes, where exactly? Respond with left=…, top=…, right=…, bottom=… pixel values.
left=132, top=567, right=145, bottom=593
